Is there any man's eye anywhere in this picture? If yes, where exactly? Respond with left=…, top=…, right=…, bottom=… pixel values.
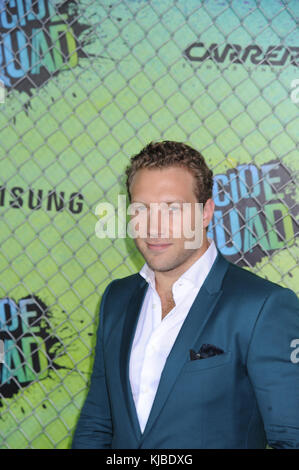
left=169, top=205, right=181, bottom=211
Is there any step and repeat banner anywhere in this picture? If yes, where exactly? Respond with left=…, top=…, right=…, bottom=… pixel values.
left=0, top=0, right=298, bottom=448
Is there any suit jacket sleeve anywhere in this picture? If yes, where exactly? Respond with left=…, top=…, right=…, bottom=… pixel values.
left=246, top=286, right=299, bottom=449
left=72, top=281, right=114, bottom=449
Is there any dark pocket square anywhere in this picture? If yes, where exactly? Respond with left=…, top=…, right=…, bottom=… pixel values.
left=190, top=343, right=224, bottom=360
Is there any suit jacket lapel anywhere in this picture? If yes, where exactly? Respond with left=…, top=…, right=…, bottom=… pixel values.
left=119, top=277, right=148, bottom=441
left=139, top=250, right=229, bottom=443
left=119, top=250, right=230, bottom=444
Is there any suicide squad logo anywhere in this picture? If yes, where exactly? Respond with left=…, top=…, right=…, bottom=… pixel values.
left=208, top=160, right=298, bottom=266
left=0, top=0, right=90, bottom=94
left=0, top=295, right=63, bottom=399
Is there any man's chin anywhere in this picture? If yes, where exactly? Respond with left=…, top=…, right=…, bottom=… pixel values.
left=139, top=250, right=174, bottom=272
left=142, top=251, right=183, bottom=273
left=146, top=261, right=177, bottom=273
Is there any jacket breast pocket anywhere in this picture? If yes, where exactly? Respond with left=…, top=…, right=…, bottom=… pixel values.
left=182, top=351, right=232, bottom=373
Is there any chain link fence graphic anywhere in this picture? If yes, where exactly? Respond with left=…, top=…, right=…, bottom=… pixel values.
left=0, top=0, right=298, bottom=448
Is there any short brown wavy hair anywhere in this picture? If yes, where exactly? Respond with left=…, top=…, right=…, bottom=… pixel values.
left=125, top=141, right=213, bottom=205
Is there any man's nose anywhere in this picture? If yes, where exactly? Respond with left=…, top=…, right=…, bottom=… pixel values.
left=147, top=204, right=170, bottom=238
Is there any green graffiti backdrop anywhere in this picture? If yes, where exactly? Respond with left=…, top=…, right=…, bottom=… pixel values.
left=0, top=0, right=298, bottom=448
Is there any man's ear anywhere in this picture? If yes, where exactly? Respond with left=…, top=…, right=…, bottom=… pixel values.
left=202, top=198, right=215, bottom=229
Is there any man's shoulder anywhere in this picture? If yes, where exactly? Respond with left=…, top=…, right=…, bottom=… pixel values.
left=224, top=257, right=287, bottom=296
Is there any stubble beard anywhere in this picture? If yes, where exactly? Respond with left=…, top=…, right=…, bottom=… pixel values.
left=136, top=239, right=199, bottom=273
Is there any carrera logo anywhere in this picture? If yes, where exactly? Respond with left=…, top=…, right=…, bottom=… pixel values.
left=184, top=42, right=299, bottom=67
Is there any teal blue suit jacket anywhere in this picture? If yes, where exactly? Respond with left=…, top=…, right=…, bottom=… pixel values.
left=72, top=250, right=299, bottom=448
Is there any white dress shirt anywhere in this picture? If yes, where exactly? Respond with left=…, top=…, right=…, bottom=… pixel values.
left=129, top=238, right=218, bottom=433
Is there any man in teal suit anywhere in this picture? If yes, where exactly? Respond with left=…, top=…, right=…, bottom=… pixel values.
left=72, top=141, right=299, bottom=449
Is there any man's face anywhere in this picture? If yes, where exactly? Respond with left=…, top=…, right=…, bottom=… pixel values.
left=129, top=166, right=214, bottom=273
